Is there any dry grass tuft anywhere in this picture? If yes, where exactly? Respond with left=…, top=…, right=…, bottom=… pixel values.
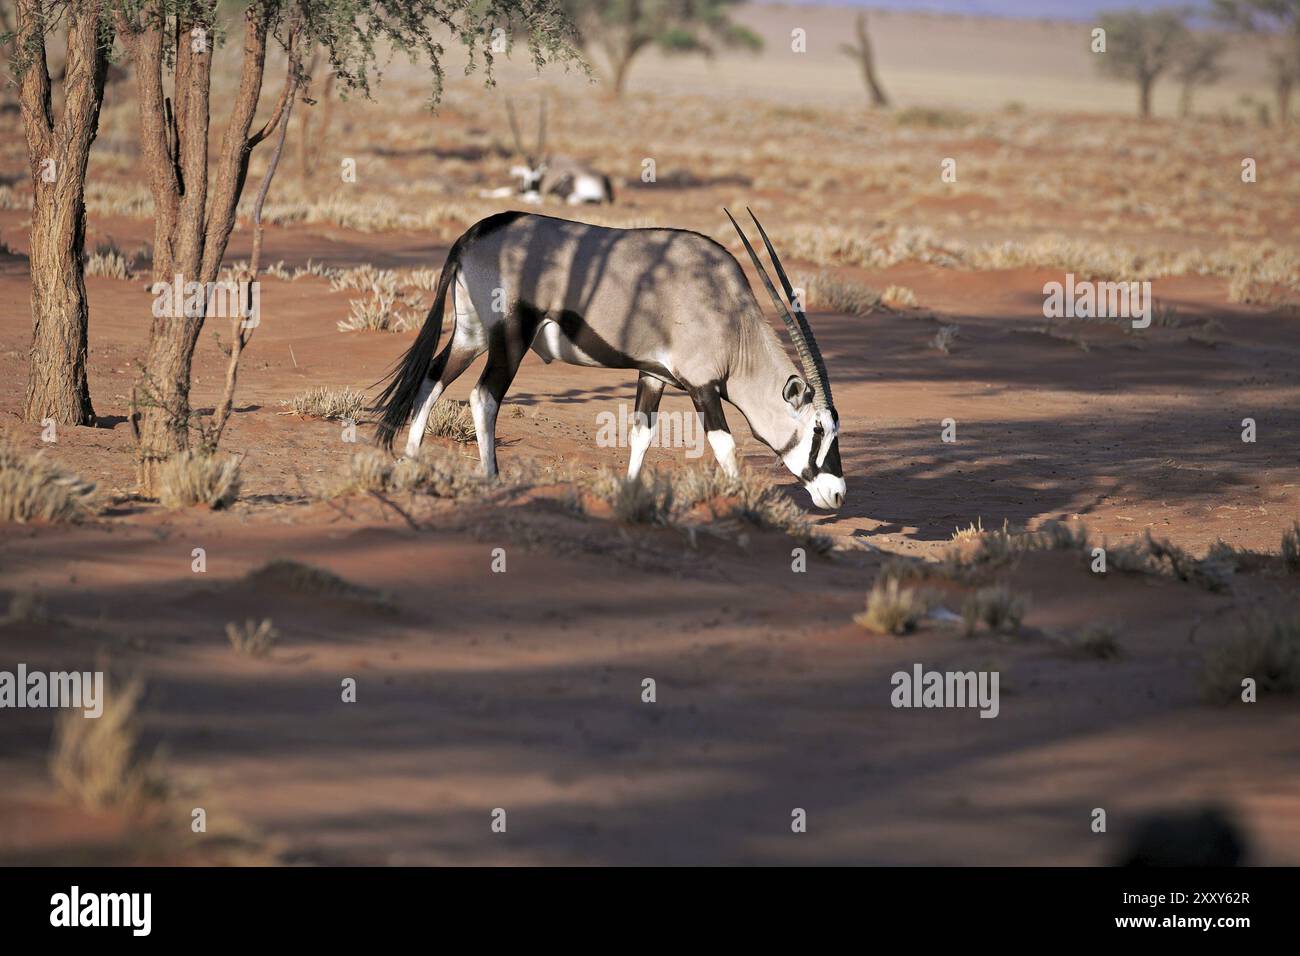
left=802, top=272, right=881, bottom=316
left=1201, top=611, right=1300, bottom=703
left=571, top=466, right=832, bottom=551
left=1205, top=539, right=1273, bottom=574
left=157, top=449, right=241, bottom=510
left=226, top=618, right=278, bottom=657
left=0, top=444, right=97, bottom=523
left=425, top=399, right=476, bottom=443
left=50, top=676, right=167, bottom=812
left=877, top=554, right=942, bottom=583
left=1228, top=273, right=1291, bottom=307
left=940, top=519, right=1088, bottom=578
left=338, top=448, right=488, bottom=499
left=1068, top=622, right=1122, bottom=659
left=854, top=577, right=925, bottom=635
left=283, top=386, right=365, bottom=421
left=83, top=238, right=135, bottom=279
left=1151, top=301, right=1182, bottom=328
left=589, top=469, right=677, bottom=525
left=670, top=466, right=832, bottom=552
left=942, top=521, right=1229, bottom=591
left=3, top=590, right=51, bottom=625
left=882, top=284, right=919, bottom=309
left=930, top=324, right=959, bottom=353
left=1113, top=532, right=1234, bottom=592
left=961, top=585, right=1028, bottom=637
left=1282, top=522, right=1300, bottom=573
left=337, top=289, right=425, bottom=332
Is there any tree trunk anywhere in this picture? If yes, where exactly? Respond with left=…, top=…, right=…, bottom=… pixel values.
left=1138, top=76, right=1154, bottom=119
left=602, top=32, right=649, bottom=99
left=855, top=13, right=891, bottom=109
left=132, top=313, right=206, bottom=477
left=16, top=0, right=110, bottom=427
left=611, top=50, right=634, bottom=98
left=1278, top=75, right=1293, bottom=126
left=117, top=1, right=278, bottom=492
left=1179, top=81, right=1193, bottom=119
left=25, top=191, right=95, bottom=425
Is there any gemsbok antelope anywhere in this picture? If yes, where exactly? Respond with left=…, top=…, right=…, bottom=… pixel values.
left=376, top=209, right=845, bottom=510
left=481, top=98, right=615, bottom=206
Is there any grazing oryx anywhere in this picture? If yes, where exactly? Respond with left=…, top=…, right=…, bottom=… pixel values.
left=480, top=98, right=615, bottom=206
left=375, top=209, right=845, bottom=510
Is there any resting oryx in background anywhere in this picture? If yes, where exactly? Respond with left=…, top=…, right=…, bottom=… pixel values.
left=376, top=209, right=845, bottom=510
left=479, top=98, right=615, bottom=206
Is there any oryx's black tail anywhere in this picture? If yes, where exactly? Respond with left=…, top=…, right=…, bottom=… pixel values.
left=373, top=238, right=463, bottom=451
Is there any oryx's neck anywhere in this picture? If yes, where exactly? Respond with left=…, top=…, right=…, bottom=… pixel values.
left=726, top=309, right=801, bottom=451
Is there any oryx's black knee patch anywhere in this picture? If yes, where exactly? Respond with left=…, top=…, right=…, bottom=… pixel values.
left=687, top=383, right=729, bottom=433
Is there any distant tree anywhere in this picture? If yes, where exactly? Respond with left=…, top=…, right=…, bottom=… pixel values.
left=560, top=0, right=761, bottom=98
left=840, top=11, right=890, bottom=109
left=8, top=0, right=113, bottom=427
left=110, top=0, right=578, bottom=494
left=1174, top=32, right=1229, bottom=117
left=1213, top=0, right=1300, bottom=123
left=1096, top=8, right=1190, bottom=119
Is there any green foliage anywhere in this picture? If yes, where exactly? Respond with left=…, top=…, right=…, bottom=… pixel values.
left=1212, top=0, right=1300, bottom=119
left=298, top=0, right=581, bottom=105
left=560, top=0, right=761, bottom=92
left=1095, top=8, right=1190, bottom=84
left=115, top=0, right=582, bottom=107
left=1212, top=0, right=1300, bottom=37
left=1175, top=32, right=1229, bottom=88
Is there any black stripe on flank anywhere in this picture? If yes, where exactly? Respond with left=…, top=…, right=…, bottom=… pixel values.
left=518, top=302, right=684, bottom=388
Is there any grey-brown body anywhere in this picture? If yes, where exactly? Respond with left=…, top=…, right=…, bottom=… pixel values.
left=376, top=211, right=845, bottom=509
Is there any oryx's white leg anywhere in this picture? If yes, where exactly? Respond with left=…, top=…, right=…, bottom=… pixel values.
left=403, top=272, right=487, bottom=459
left=627, top=372, right=665, bottom=480
left=627, top=416, right=654, bottom=479
left=707, top=430, right=739, bottom=478
left=403, top=379, right=445, bottom=458
left=469, top=384, right=500, bottom=477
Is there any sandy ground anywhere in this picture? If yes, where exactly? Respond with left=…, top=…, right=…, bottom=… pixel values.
left=1, top=8, right=1298, bottom=865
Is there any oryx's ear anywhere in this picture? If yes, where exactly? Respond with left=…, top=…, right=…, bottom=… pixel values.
left=783, top=375, right=812, bottom=409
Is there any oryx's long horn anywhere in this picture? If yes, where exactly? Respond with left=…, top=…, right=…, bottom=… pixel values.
left=746, top=208, right=832, bottom=407
left=505, top=97, right=530, bottom=163
left=724, top=208, right=832, bottom=408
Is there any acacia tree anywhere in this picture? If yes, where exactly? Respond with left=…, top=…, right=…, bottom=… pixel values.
left=840, top=11, right=889, bottom=110
left=1174, top=32, right=1228, bottom=117
left=9, top=1, right=113, bottom=427
left=1096, top=8, right=1190, bottom=119
left=559, top=0, right=760, bottom=98
left=1214, top=0, right=1300, bottom=123
left=111, top=0, right=578, bottom=493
